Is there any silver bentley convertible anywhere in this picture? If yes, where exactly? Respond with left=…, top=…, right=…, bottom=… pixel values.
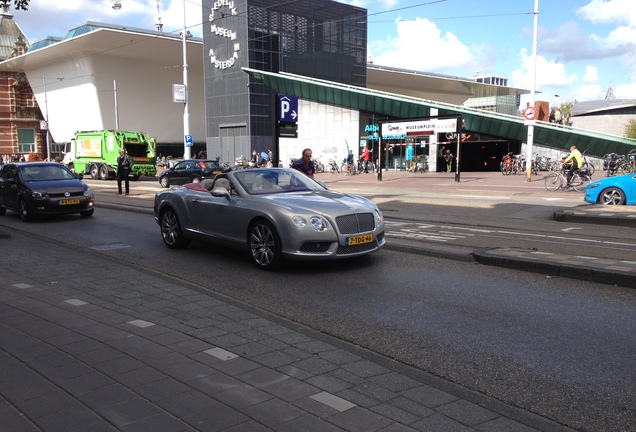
left=154, top=168, right=385, bottom=270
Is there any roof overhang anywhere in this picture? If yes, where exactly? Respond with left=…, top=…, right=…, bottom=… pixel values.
left=367, top=66, right=529, bottom=105
left=243, top=67, right=636, bottom=157
left=0, top=27, right=202, bottom=73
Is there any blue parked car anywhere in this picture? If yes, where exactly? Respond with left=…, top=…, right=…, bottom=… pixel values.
left=584, top=173, right=636, bottom=205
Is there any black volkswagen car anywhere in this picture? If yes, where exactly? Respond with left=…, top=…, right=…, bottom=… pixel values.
left=0, top=162, right=94, bottom=222
left=158, top=159, right=229, bottom=188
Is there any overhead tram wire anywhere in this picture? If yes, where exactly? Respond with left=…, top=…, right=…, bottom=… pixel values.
left=29, top=1, right=528, bottom=83
left=367, top=12, right=529, bottom=25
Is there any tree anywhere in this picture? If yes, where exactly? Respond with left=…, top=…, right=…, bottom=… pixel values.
left=559, top=101, right=574, bottom=119
left=1, top=0, right=29, bottom=11
left=624, top=118, right=636, bottom=139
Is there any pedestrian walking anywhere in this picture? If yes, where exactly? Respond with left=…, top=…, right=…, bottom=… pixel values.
left=361, top=147, right=371, bottom=173
left=444, top=149, right=454, bottom=172
left=116, top=148, right=134, bottom=195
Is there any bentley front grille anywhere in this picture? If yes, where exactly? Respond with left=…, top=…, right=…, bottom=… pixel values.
left=335, top=213, right=375, bottom=235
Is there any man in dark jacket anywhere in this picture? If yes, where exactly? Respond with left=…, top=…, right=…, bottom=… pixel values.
left=291, top=148, right=315, bottom=178
left=116, top=148, right=134, bottom=195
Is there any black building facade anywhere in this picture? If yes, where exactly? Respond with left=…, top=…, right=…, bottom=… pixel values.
left=203, top=0, right=367, bottom=163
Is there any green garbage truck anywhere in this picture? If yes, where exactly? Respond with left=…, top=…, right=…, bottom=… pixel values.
left=66, top=130, right=157, bottom=180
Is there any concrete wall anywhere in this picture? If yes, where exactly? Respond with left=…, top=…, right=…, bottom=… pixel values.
left=26, top=51, right=205, bottom=146
left=571, top=114, right=632, bottom=138
left=278, top=99, right=359, bottom=168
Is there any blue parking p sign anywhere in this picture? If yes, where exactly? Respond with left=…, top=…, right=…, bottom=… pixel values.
left=278, top=94, right=298, bottom=123
left=185, top=134, right=193, bottom=147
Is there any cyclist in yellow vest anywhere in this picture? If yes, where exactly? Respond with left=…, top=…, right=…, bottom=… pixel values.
left=563, top=145, right=582, bottom=188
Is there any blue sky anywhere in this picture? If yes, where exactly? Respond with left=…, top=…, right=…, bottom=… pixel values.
left=11, top=0, right=636, bottom=108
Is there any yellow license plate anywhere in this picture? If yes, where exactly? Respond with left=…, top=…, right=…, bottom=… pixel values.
left=58, top=199, right=80, bottom=205
left=346, top=234, right=373, bottom=246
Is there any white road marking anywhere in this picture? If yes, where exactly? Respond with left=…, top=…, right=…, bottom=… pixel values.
left=385, top=222, right=636, bottom=248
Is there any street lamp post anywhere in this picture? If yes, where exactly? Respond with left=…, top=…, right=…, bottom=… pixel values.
left=525, top=0, right=539, bottom=182
left=114, top=79, right=120, bottom=130
left=182, top=0, right=191, bottom=160
left=111, top=0, right=190, bottom=159
left=42, top=76, right=50, bottom=161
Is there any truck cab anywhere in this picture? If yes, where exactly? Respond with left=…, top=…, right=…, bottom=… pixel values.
left=61, top=139, right=75, bottom=171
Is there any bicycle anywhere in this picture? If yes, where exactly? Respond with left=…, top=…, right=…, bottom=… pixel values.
left=544, top=166, right=592, bottom=192
left=346, top=163, right=359, bottom=175
left=581, top=150, right=595, bottom=176
left=327, top=158, right=340, bottom=174
left=341, top=158, right=359, bottom=175
left=313, top=158, right=325, bottom=173
left=340, top=158, right=348, bottom=173
left=627, top=149, right=636, bottom=173
left=620, top=153, right=634, bottom=174
left=366, top=160, right=376, bottom=173
left=511, top=154, right=524, bottom=175
left=603, top=153, right=625, bottom=177
left=500, top=153, right=514, bottom=175
left=409, top=156, right=427, bottom=173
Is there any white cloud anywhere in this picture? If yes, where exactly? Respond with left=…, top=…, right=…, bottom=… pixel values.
left=370, top=18, right=473, bottom=73
left=161, top=0, right=204, bottom=37
left=614, top=83, right=636, bottom=98
left=573, top=84, right=605, bottom=101
left=510, top=48, right=576, bottom=91
left=12, top=0, right=204, bottom=42
left=378, top=0, right=400, bottom=9
left=583, top=66, right=598, bottom=83
left=601, top=25, right=636, bottom=49
left=577, top=0, right=636, bottom=25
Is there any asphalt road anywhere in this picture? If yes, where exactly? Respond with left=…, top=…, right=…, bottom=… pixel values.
left=86, top=171, right=636, bottom=263
left=1, top=195, right=634, bottom=431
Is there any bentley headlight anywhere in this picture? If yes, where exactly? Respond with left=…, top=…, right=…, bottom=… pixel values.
left=309, top=216, right=328, bottom=231
left=292, top=216, right=306, bottom=227
left=375, top=208, right=384, bottom=226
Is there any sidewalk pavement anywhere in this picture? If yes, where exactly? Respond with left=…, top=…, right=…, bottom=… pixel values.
left=0, top=230, right=577, bottom=432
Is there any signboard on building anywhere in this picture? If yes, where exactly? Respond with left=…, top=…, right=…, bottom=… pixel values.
left=381, top=118, right=458, bottom=139
left=278, top=123, right=298, bottom=138
left=278, top=95, right=298, bottom=123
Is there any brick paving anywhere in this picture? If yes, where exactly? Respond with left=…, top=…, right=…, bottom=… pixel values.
left=0, top=230, right=576, bottom=432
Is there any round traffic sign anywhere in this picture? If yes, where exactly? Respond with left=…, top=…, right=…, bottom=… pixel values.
left=524, top=107, right=536, bottom=120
